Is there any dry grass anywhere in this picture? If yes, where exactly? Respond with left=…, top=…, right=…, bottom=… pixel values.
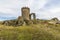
left=0, top=24, right=60, bottom=40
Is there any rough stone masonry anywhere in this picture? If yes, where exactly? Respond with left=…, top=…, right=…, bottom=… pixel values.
left=2, top=7, right=36, bottom=26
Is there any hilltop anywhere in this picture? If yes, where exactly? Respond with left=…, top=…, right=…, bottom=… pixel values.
left=0, top=7, right=60, bottom=40
left=0, top=22, right=60, bottom=40
left=0, top=18, right=60, bottom=40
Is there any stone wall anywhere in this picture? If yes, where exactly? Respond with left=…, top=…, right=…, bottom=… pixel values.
left=29, top=13, right=36, bottom=20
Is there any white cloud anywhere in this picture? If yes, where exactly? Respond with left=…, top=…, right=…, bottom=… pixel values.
left=0, top=0, right=60, bottom=20
left=0, top=0, right=48, bottom=16
left=36, top=0, right=60, bottom=20
left=49, top=7, right=60, bottom=13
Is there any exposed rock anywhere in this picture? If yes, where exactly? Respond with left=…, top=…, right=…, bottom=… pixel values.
left=51, top=17, right=59, bottom=21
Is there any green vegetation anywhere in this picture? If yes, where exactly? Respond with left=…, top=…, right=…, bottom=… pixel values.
left=0, top=23, right=60, bottom=40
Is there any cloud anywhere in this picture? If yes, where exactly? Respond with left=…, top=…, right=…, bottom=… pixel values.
left=36, top=0, right=60, bottom=20
left=0, top=0, right=60, bottom=20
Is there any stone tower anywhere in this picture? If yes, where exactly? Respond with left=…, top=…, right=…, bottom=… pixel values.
left=21, top=7, right=30, bottom=21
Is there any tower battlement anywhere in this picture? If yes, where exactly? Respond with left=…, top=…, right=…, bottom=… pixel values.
left=21, top=7, right=30, bottom=10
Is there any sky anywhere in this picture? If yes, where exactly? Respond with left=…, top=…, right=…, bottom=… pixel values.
left=0, top=0, right=60, bottom=20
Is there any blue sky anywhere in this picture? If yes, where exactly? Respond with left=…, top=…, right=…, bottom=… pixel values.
left=0, top=0, right=60, bottom=20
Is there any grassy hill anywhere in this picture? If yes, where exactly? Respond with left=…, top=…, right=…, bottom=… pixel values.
left=0, top=23, right=60, bottom=40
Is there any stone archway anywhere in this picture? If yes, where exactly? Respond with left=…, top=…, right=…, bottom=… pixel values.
left=29, top=13, right=36, bottom=20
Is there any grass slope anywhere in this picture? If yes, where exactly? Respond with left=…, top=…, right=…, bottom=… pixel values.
left=0, top=24, right=60, bottom=40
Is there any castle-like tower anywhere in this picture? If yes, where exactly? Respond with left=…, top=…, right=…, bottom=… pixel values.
left=21, top=7, right=30, bottom=21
